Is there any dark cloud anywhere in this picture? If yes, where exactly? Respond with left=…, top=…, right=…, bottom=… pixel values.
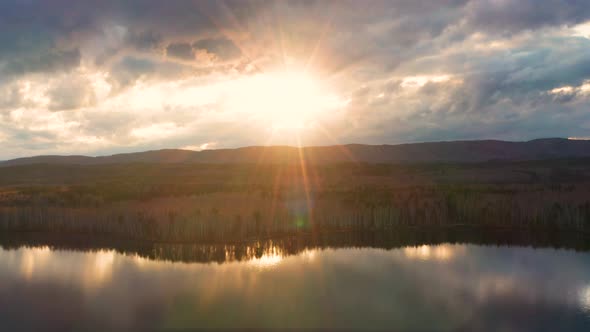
left=4, top=49, right=80, bottom=76
left=467, top=0, right=590, bottom=35
left=166, top=42, right=195, bottom=61
left=1, top=0, right=590, bottom=155
left=108, top=56, right=199, bottom=92
left=109, top=56, right=157, bottom=88
left=127, top=30, right=162, bottom=51
left=193, top=38, right=242, bottom=61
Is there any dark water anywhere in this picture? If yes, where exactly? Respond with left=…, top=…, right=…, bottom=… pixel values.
left=1, top=232, right=590, bottom=331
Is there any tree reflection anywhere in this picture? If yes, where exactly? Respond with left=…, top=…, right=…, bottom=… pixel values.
left=1, top=228, right=589, bottom=264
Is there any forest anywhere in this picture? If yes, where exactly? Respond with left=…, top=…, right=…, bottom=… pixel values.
left=0, top=158, right=589, bottom=242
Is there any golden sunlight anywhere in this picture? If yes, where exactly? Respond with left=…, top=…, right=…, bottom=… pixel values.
left=248, top=253, right=283, bottom=268
left=403, top=244, right=464, bottom=261
left=227, top=69, right=343, bottom=131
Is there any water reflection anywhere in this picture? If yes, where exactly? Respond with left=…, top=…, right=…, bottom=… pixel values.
left=19, top=246, right=50, bottom=280
left=403, top=244, right=464, bottom=261
left=1, top=247, right=120, bottom=290
left=2, top=228, right=590, bottom=264
left=580, top=286, right=590, bottom=313
left=0, top=231, right=589, bottom=331
left=249, top=253, right=283, bottom=268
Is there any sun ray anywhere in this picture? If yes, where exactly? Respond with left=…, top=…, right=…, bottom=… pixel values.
left=304, top=3, right=337, bottom=74
left=296, top=135, right=314, bottom=232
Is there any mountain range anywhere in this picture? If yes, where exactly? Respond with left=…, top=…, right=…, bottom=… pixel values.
left=2, top=138, right=590, bottom=166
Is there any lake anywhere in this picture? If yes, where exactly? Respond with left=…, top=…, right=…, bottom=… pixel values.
left=1, top=232, right=589, bottom=331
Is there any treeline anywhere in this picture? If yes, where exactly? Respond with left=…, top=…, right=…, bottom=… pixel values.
left=1, top=182, right=246, bottom=207
left=0, top=184, right=589, bottom=242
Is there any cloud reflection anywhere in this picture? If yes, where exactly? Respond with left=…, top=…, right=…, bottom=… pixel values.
left=580, top=285, right=590, bottom=313
left=0, top=243, right=589, bottom=330
left=19, top=246, right=50, bottom=280
left=3, top=247, right=118, bottom=290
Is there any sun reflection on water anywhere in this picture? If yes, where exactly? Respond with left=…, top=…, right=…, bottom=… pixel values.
left=247, top=244, right=285, bottom=268
left=248, top=253, right=283, bottom=268
left=300, top=249, right=316, bottom=261
left=403, top=244, right=462, bottom=261
left=12, top=246, right=118, bottom=289
left=19, top=246, right=50, bottom=280
left=244, top=245, right=318, bottom=268
left=90, top=250, right=115, bottom=284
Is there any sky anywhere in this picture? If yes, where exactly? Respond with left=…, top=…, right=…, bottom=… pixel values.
left=1, top=0, right=590, bottom=158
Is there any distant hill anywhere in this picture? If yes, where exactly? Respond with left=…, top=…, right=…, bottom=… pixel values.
left=2, top=138, right=590, bottom=166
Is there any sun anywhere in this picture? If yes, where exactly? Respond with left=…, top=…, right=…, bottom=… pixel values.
left=227, top=69, right=341, bottom=131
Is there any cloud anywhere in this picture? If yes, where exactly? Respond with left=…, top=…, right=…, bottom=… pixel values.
left=466, top=0, right=590, bottom=35
left=0, top=84, right=23, bottom=110
left=127, top=30, right=162, bottom=51
left=107, top=56, right=193, bottom=92
left=1, top=49, right=81, bottom=79
left=47, top=75, right=97, bottom=111
left=1, top=1, right=590, bottom=157
left=193, top=38, right=242, bottom=61
left=166, top=42, right=195, bottom=61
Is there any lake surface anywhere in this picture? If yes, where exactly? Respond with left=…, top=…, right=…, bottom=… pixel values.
left=1, top=234, right=590, bottom=331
